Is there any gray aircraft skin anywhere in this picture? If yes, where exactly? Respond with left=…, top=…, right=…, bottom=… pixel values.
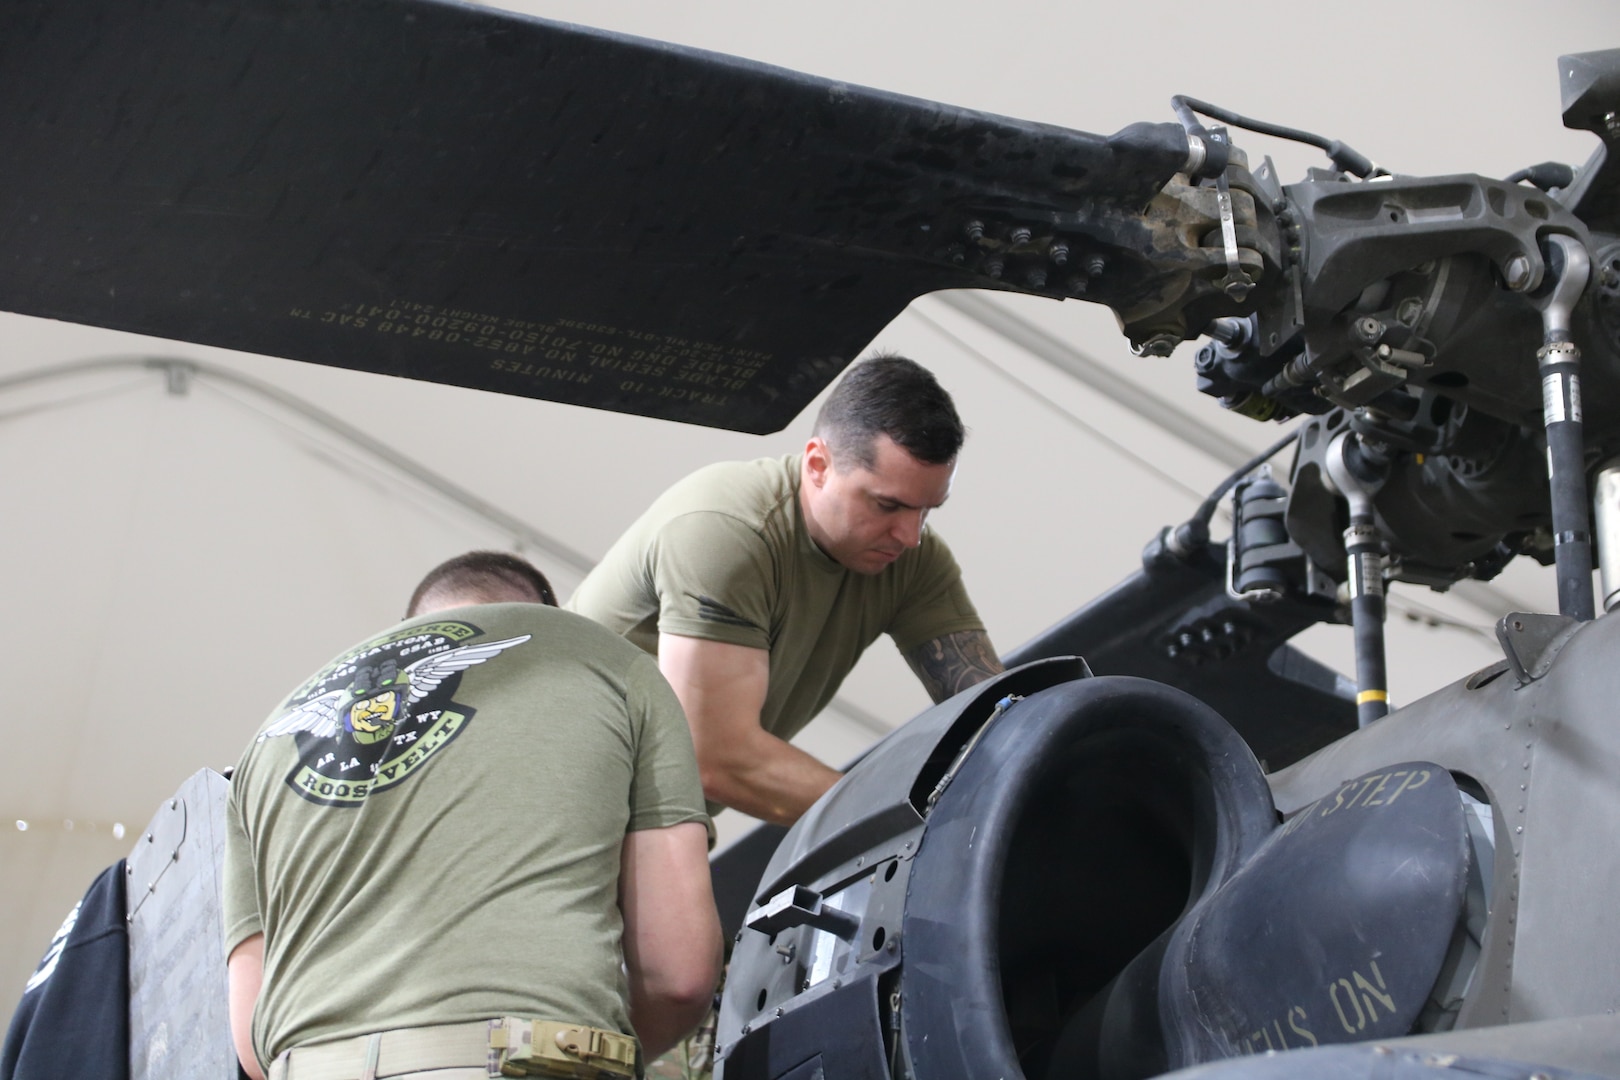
left=4, top=3, right=1620, bottom=1078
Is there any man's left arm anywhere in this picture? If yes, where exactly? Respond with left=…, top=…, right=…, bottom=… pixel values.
left=902, top=628, right=1004, bottom=703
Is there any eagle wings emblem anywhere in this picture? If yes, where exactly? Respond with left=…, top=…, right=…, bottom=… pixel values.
left=258, top=634, right=531, bottom=742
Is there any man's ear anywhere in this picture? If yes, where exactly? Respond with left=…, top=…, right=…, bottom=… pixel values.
left=803, top=436, right=833, bottom=489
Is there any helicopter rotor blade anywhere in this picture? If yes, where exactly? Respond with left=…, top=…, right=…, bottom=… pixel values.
left=0, top=0, right=1191, bottom=433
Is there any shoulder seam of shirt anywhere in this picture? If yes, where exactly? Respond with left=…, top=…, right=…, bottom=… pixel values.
left=660, top=488, right=796, bottom=540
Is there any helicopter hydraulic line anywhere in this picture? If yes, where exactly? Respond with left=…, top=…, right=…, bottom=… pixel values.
left=1534, top=234, right=1596, bottom=621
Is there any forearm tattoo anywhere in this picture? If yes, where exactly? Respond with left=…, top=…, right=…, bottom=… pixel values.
left=905, top=630, right=1005, bottom=703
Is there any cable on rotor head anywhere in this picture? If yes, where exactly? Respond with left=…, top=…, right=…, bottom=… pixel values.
left=1170, top=95, right=1381, bottom=179
left=1164, top=427, right=1303, bottom=557
left=1504, top=161, right=1576, bottom=191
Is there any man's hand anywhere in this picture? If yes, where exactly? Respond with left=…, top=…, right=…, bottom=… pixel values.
left=619, top=821, right=723, bottom=1059
left=657, top=633, right=842, bottom=825
left=226, top=933, right=266, bottom=1080
left=903, top=629, right=1004, bottom=704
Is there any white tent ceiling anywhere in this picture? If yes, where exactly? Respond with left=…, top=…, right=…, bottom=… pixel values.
left=3, top=0, right=1614, bottom=1031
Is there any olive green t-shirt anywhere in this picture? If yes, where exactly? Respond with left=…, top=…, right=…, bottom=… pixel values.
left=221, top=603, right=707, bottom=1070
left=566, top=454, right=984, bottom=744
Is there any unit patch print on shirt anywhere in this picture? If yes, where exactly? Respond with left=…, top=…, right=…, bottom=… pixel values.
left=258, top=621, right=530, bottom=806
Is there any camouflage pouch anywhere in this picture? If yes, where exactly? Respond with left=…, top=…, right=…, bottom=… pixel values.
left=488, top=1017, right=639, bottom=1079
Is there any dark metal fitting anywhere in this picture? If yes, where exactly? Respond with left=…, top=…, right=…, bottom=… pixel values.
left=964, top=219, right=985, bottom=243
left=1374, top=343, right=1428, bottom=369
left=1008, top=226, right=1032, bottom=245
left=1086, top=254, right=1106, bottom=277
left=1354, top=435, right=1395, bottom=469
left=1503, top=253, right=1535, bottom=291
left=748, top=884, right=859, bottom=940
left=1354, top=316, right=1384, bottom=344
left=1025, top=268, right=1047, bottom=289
left=982, top=257, right=1005, bottom=279
left=1131, top=333, right=1180, bottom=358
left=1048, top=241, right=1070, bottom=266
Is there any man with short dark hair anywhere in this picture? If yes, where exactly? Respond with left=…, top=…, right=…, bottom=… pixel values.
left=569, top=356, right=1002, bottom=827
left=405, top=549, right=559, bottom=616
left=224, top=553, right=721, bottom=1080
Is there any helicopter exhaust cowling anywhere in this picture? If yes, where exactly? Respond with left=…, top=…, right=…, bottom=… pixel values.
left=719, top=671, right=1477, bottom=1080
left=895, top=676, right=1279, bottom=1080
left=718, top=671, right=1279, bottom=1079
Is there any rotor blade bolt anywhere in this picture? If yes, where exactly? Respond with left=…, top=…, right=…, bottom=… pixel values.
left=1026, top=268, right=1048, bottom=289
left=964, top=220, right=985, bottom=243
left=1607, top=111, right=1620, bottom=136
left=1065, top=274, right=1088, bottom=295
left=1132, top=333, right=1179, bottom=358
left=1008, top=226, right=1032, bottom=245
left=1086, top=255, right=1106, bottom=277
left=1503, top=253, right=1534, bottom=291
left=983, top=257, right=1005, bottom=279
left=1049, top=242, right=1070, bottom=266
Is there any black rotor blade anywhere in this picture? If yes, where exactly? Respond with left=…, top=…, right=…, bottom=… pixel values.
left=0, top=0, right=1190, bottom=432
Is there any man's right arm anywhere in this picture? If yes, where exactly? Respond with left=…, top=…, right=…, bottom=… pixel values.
left=618, top=821, right=723, bottom=1060
left=226, top=934, right=267, bottom=1080
left=657, top=633, right=842, bottom=826
left=902, top=628, right=1004, bottom=703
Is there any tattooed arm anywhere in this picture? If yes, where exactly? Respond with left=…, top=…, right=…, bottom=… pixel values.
left=903, top=629, right=1005, bottom=704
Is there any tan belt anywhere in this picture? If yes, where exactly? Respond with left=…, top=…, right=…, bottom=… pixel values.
left=268, top=1018, right=639, bottom=1080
